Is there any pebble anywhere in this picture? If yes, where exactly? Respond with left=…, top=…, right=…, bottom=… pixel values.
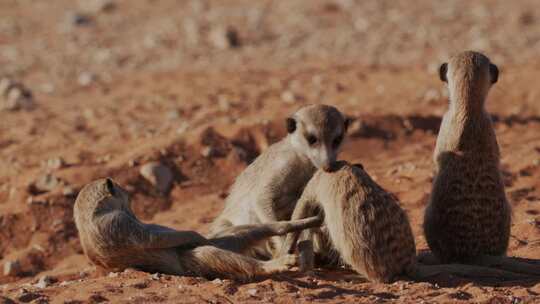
left=247, top=288, right=258, bottom=296
left=78, top=72, right=95, bottom=87
left=32, top=174, right=62, bottom=193
left=35, top=275, right=55, bottom=289
left=44, top=157, right=65, bottom=170
left=0, top=78, right=34, bottom=111
left=3, top=260, right=21, bottom=276
left=140, top=162, right=174, bottom=193
left=209, top=26, right=241, bottom=49
left=281, top=90, right=296, bottom=104
left=62, top=186, right=76, bottom=196
left=68, top=12, right=93, bottom=26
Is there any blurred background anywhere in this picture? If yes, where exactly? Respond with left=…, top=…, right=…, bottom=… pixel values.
left=1, top=0, right=539, bottom=91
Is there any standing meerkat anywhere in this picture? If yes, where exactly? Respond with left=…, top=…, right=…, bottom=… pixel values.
left=280, top=161, right=530, bottom=283
left=424, top=51, right=540, bottom=275
left=209, top=104, right=349, bottom=258
left=74, top=178, right=323, bottom=281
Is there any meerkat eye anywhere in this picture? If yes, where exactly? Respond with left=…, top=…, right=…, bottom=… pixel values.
left=439, top=63, right=448, bottom=82
left=332, top=134, right=343, bottom=148
left=489, top=63, right=499, bottom=84
left=306, top=134, right=317, bottom=146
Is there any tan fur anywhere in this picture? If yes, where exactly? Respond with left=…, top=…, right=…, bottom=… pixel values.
left=280, top=162, right=417, bottom=283
left=423, top=51, right=511, bottom=263
left=280, top=161, right=533, bottom=282
left=209, top=104, right=349, bottom=258
left=74, top=178, right=323, bottom=281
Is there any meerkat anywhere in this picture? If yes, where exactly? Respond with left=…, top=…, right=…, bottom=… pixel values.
left=74, top=178, right=323, bottom=281
left=209, top=104, right=349, bottom=259
left=279, top=161, right=531, bottom=283
left=423, top=51, right=540, bottom=275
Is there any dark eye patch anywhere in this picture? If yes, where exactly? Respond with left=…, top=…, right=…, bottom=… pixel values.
left=332, top=134, right=343, bottom=148
left=306, top=134, right=317, bottom=146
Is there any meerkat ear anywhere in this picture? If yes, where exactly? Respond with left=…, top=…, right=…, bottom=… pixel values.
left=439, top=63, right=448, bottom=82
left=286, top=117, right=296, bottom=133
left=105, top=178, right=116, bottom=196
left=489, top=63, right=499, bottom=84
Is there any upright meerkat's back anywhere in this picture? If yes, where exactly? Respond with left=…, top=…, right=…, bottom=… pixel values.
left=282, top=162, right=417, bottom=283
left=423, top=51, right=510, bottom=263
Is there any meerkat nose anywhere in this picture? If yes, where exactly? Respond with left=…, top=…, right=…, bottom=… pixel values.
left=322, top=162, right=335, bottom=172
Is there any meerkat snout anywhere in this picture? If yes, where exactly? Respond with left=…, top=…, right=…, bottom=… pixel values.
left=286, top=105, right=349, bottom=171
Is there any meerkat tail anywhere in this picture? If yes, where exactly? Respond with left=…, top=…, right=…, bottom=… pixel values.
left=208, top=216, right=323, bottom=254
left=472, top=255, right=540, bottom=276
left=179, top=245, right=296, bottom=281
left=413, top=264, right=533, bottom=281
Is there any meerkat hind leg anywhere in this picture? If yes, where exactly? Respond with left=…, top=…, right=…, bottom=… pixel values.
left=182, top=246, right=297, bottom=281
left=209, top=216, right=323, bottom=254
left=473, top=255, right=540, bottom=276
left=414, top=263, right=533, bottom=281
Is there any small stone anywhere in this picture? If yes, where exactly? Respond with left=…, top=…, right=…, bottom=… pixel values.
left=247, top=288, right=258, bottom=296
left=35, top=275, right=55, bottom=289
left=201, top=146, right=217, bottom=158
left=3, top=260, right=21, bottom=276
left=62, top=186, right=75, bottom=196
left=140, top=162, right=174, bottom=193
left=209, top=26, right=241, bottom=49
left=211, top=278, right=223, bottom=285
left=45, top=157, right=65, bottom=170
left=107, top=272, right=118, bottom=278
left=347, top=118, right=365, bottom=136
left=78, top=72, right=95, bottom=87
left=281, top=90, right=296, bottom=104
left=69, top=12, right=93, bottom=26
left=1, top=78, right=34, bottom=111
left=32, top=174, right=62, bottom=193
left=150, top=273, right=161, bottom=280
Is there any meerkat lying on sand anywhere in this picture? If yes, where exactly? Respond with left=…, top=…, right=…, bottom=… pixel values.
left=74, top=178, right=322, bottom=281
left=209, top=104, right=349, bottom=259
left=424, top=51, right=540, bottom=275
left=280, top=161, right=531, bottom=283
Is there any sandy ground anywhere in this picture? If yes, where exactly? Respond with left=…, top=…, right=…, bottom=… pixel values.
left=2, top=1, right=540, bottom=303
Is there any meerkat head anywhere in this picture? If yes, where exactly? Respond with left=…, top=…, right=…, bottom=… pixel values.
left=75, top=178, right=131, bottom=215
left=439, top=51, right=499, bottom=109
left=286, top=104, right=349, bottom=172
